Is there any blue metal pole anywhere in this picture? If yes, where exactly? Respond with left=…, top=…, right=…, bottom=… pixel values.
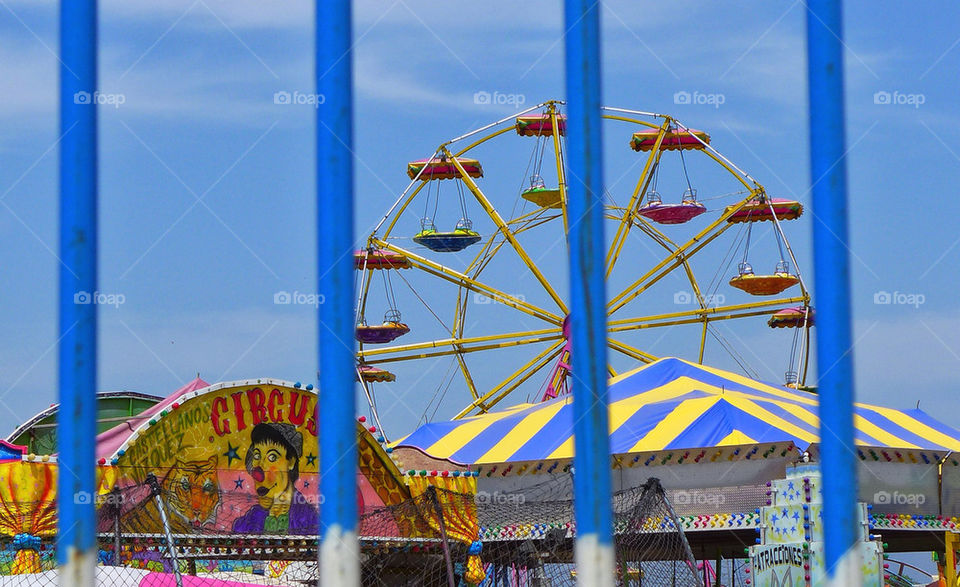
left=564, top=1, right=613, bottom=584
left=58, top=0, right=98, bottom=583
left=316, top=1, right=359, bottom=584
left=806, top=1, right=859, bottom=583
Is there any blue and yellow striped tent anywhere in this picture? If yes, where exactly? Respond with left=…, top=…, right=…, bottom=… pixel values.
left=397, top=358, right=960, bottom=465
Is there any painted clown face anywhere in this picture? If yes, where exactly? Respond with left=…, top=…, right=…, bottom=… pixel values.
left=249, top=440, right=294, bottom=507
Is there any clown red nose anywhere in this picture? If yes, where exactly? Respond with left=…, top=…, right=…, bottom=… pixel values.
left=251, top=467, right=265, bottom=482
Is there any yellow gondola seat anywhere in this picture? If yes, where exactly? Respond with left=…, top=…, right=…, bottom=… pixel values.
left=521, top=175, right=562, bottom=208
left=522, top=186, right=563, bottom=208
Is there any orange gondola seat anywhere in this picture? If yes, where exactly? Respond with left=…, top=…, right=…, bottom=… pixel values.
left=354, top=249, right=411, bottom=270
left=729, top=261, right=800, bottom=295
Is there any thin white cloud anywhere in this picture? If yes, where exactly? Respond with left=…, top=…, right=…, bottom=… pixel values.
left=354, top=53, right=480, bottom=114
left=0, top=44, right=55, bottom=119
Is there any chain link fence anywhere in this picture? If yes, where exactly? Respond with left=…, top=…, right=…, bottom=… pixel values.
left=0, top=468, right=710, bottom=586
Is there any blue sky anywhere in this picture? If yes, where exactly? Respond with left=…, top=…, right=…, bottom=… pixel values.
left=1, top=1, right=959, bottom=446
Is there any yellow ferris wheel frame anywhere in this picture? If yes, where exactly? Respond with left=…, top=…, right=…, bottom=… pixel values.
left=356, top=100, right=812, bottom=420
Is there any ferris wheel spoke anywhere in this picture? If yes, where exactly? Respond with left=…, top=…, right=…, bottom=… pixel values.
left=632, top=213, right=679, bottom=251
left=607, top=339, right=659, bottom=364
left=507, top=207, right=553, bottom=227
left=465, top=210, right=558, bottom=282
left=513, top=215, right=562, bottom=235
left=441, top=146, right=569, bottom=315
left=624, top=214, right=711, bottom=310
left=801, top=321, right=812, bottom=385
left=605, top=211, right=627, bottom=221
left=465, top=201, right=554, bottom=275
left=371, top=238, right=562, bottom=325
left=607, top=200, right=755, bottom=316
left=359, top=328, right=564, bottom=365
left=455, top=353, right=480, bottom=400
left=355, top=261, right=375, bottom=324
left=605, top=120, right=670, bottom=278
left=454, top=340, right=566, bottom=419
left=462, top=228, right=505, bottom=288
left=474, top=214, right=560, bottom=279
left=547, top=107, right=570, bottom=238
left=699, top=321, right=709, bottom=363
left=607, top=295, right=809, bottom=333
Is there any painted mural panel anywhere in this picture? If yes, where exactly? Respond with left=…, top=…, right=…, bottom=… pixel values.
left=113, top=383, right=389, bottom=535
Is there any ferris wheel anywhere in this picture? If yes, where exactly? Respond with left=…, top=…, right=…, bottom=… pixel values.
left=352, top=100, right=813, bottom=434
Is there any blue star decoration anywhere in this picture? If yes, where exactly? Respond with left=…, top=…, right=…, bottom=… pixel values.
left=792, top=511, right=801, bottom=522
left=223, top=443, right=241, bottom=466
left=302, top=480, right=310, bottom=488
left=305, top=453, right=317, bottom=466
left=234, top=477, right=244, bottom=489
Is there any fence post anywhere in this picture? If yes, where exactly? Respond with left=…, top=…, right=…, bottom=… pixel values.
left=805, top=0, right=860, bottom=584
left=58, top=0, right=99, bottom=584
left=427, top=486, right=457, bottom=587
left=111, top=487, right=121, bottom=566
left=146, top=473, right=183, bottom=587
left=563, top=1, right=613, bottom=585
left=316, top=1, right=359, bottom=585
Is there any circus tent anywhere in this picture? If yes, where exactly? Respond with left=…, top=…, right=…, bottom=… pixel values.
left=396, top=357, right=960, bottom=465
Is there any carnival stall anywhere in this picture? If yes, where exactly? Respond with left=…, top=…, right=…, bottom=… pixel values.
left=0, top=379, right=482, bottom=586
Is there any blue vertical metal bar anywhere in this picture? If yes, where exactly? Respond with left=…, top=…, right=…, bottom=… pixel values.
left=316, top=0, right=359, bottom=584
left=564, top=0, right=613, bottom=584
left=806, top=0, right=859, bottom=580
left=58, top=0, right=98, bottom=581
